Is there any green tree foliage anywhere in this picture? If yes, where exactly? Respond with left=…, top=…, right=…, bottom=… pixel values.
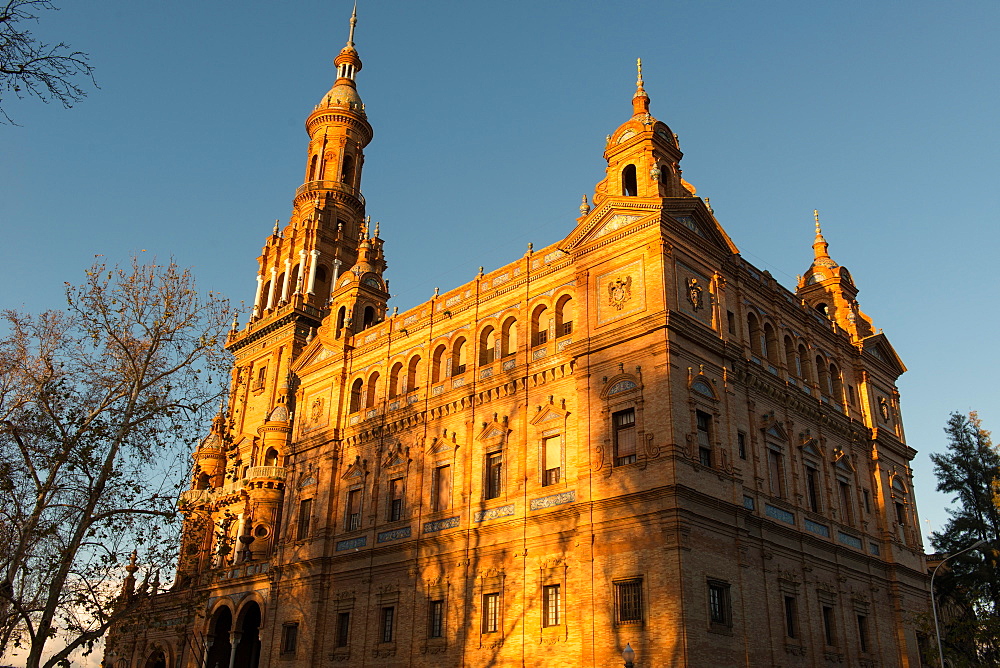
left=0, top=257, right=230, bottom=668
left=929, top=411, right=1000, bottom=666
left=0, top=0, right=96, bottom=124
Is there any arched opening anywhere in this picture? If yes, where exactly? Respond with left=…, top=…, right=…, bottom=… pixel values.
left=315, top=265, right=330, bottom=305
left=406, top=355, right=422, bottom=392
left=783, top=335, right=797, bottom=375
left=143, top=650, right=166, bottom=668
left=336, top=306, right=346, bottom=336
left=763, top=323, right=779, bottom=364
left=501, top=317, right=518, bottom=358
left=288, top=264, right=300, bottom=296
left=349, top=378, right=363, bottom=413
left=308, top=154, right=318, bottom=182
left=276, top=273, right=286, bottom=304
left=362, top=305, right=376, bottom=329
left=260, top=281, right=271, bottom=311
left=452, top=337, right=467, bottom=375
left=365, top=371, right=380, bottom=408
left=555, top=295, right=574, bottom=337
left=622, top=164, right=638, bottom=197
left=233, top=601, right=262, bottom=668
left=747, top=313, right=762, bottom=357
left=196, top=471, right=212, bottom=490
left=431, top=344, right=447, bottom=383
left=479, top=326, right=497, bottom=365
left=341, top=154, right=355, bottom=186
left=829, top=363, right=842, bottom=400
left=816, top=302, right=830, bottom=316
left=205, top=607, right=233, bottom=668
left=816, top=356, right=829, bottom=395
left=531, top=305, right=550, bottom=347
left=388, top=362, right=403, bottom=399
left=263, top=448, right=279, bottom=467
left=797, top=344, right=812, bottom=382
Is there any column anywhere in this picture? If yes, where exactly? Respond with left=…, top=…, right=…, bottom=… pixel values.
left=281, top=259, right=292, bottom=303
left=266, top=268, right=277, bottom=310
left=306, top=250, right=320, bottom=294
left=296, top=250, right=307, bottom=294
left=227, top=632, right=242, bottom=668
left=332, top=258, right=343, bottom=283
left=252, top=274, right=264, bottom=315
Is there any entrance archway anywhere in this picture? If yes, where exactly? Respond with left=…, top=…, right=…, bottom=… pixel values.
left=143, top=650, right=166, bottom=668
left=233, top=601, right=262, bottom=668
left=204, top=607, right=232, bottom=668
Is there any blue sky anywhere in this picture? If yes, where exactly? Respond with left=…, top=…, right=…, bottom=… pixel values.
left=4, top=0, right=999, bottom=550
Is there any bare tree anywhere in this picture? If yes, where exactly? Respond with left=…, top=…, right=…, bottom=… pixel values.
left=0, top=257, right=231, bottom=668
left=0, top=0, right=96, bottom=124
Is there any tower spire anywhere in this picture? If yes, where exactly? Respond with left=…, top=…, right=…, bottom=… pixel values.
left=632, top=57, right=650, bottom=116
left=812, top=209, right=834, bottom=265
left=347, top=1, right=357, bottom=47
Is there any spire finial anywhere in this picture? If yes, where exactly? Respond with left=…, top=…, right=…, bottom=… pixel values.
left=814, top=209, right=822, bottom=236
left=347, top=1, right=358, bottom=47
left=273, top=219, right=280, bottom=236
left=374, top=221, right=380, bottom=237
left=632, top=57, right=650, bottom=116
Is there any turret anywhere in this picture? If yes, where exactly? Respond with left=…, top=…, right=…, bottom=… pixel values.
left=796, top=211, right=874, bottom=341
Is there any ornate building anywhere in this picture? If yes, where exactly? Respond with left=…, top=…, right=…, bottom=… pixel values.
left=107, top=10, right=931, bottom=668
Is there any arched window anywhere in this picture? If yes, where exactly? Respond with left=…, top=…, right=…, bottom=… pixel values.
left=276, top=272, right=286, bottom=303
left=264, top=447, right=279, bottom=466
left=315, top=265, right=330, bottom=304
left=365, top=371, right=380, bottom=408
left=531, top=305, right=550, bottom=347
left=362, top=305, right=376, bottom=329
left=479, top=326, right=497, bottom=365
left=783, top=335, right=797, bottom=375
left=622, top=164, right=638, bottom=197
left=829, top=363, right=843, bottom=400
left=336, top=306, right=347, bottom=334
left=501, top=317, right=518, bottom=358
left=196, top=471, right=212, bottom=490
left=763, top=323, right=778, bottom=364
left=341, top=154, right=355, bottom=186
left=308, top=154, right=318, bottom=181
left=432, top=344, right=447, bottom=383
left=555, top=295, right=574, bottom=337
left=816, top=357, right=829, bottom=395
left=797, top=344, right=811, bottom=382
left=452, top=337, right=467, bottom=375
left=388, top=362, right=403, bottom=399
left=349, top=378, right=363, bottom=413
left=747, top=313, right=763, bottom=357
left=406, top=355, right=422, bottom=392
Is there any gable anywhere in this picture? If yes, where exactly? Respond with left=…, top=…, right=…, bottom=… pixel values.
left=861, top=333, right=907, bottom=378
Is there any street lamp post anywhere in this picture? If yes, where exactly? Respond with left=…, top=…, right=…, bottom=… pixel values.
left=930, top=538, right=988, bottom=668
left=622, top=642, right=635, bottom=668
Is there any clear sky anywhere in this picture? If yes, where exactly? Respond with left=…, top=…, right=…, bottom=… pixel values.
left=4, top=0, right=999, bottom=551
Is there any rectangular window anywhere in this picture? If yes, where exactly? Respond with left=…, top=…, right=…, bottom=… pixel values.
left=848, top=385, right=857, bottom=406
left=389, top=478, right=404, bottom=522
left=737, top=432, right=747, bottom=460
left=429, top=599, right=444, bottom=638
left=254, top=365, right=267, bottom=391
left=281, top=622, right=299, bottom=654
left=335, top=612, right=350, bottom=648
left=614, top=578, right=643, bottom=624
left=561, top=320, right=573, bottom=337
left=727, top=310, right=736, bottom=335
left=482, top=593, right=500, bottom=633
left=857, top=614, right=869, bottom=653
left=542, top=435, right=561, bottom=486
left=708, top=581, right=731, bottom=626
left=806, top=466, right=820, bottom=512
left=696, top=411, right=712, bottom=466
left=784, top=596, right=797, bottom=638
left=863, top=489, right=871, bottom=514
left=768, top=450, right=784, bottom=498
left=485, top=451, right=503, bottom=500
left=381, top=606, right=395, bottom=644
left=839, top=481, right=854, bottom=526
left=895, top=501, right=906, bottom=525
left=822, top=605, right=836, bottom=646
left=613, top=409, right=637, bottom=466
left=535, top=329, right=548, bottom=346
left=543, top=584, right=561, bottom=627
left=433, top=465, right=452, bottom=511
left=296, top=499, right=312, bottom=540
left=346, top=488, right=362, bottom=531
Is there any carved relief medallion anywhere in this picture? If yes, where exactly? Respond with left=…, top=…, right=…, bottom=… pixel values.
left=607, top=276, right=633, bottom=310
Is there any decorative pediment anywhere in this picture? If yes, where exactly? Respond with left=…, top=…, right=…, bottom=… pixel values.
left=477, top=417, right=510, bottom=443
left=382, top=442, right=408, bottom=470
left=563, top=203, right=661, bottom=251
left=832, top=446, right=855, bottom=473
left=760, top=414, right=788, bottom=443
left=861, top=333, right=907, bottom=378
left=689, top=373, right=717, bottom=400
left=426, top=433, right=456, bottom=456
left=601, top=373, right=640, bottom=399
left=290, top=334, right=331, bottom=373
left=529, top=399, right=569, bottom=426
left=890, top=473, right=908, bottom=494
left=799, top=435, right=823, bottom=459
left=662, top=204, right=739, bottom=254
left=341, top=455, right=368, bottom=480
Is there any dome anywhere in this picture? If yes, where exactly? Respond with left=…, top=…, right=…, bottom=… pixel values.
left=318, top=81, right=363, bottom=111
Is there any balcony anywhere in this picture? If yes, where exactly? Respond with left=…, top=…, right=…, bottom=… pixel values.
left=177, top=489, right=217, bottom=508
left=244, top=466, right=287, bottom=491
left=294, top=180, right=365, bottom=207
